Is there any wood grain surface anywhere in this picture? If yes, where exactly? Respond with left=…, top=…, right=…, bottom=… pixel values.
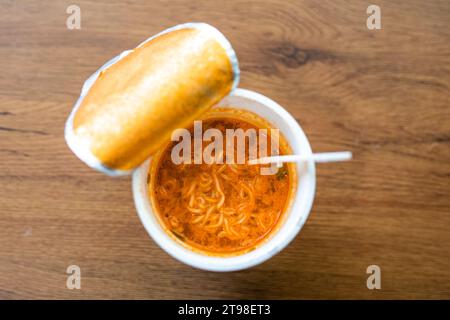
left=0, top=0, right=449, bottom=299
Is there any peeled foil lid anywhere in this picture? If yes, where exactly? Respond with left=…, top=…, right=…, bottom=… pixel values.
left=65, top=23, right=240, bottom=176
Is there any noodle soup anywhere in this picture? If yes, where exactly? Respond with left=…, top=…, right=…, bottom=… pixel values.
left=148, top=109, right=296, bottom=256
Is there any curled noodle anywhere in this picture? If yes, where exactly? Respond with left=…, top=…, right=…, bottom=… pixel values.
left=152, top=116, right=290, bottom=254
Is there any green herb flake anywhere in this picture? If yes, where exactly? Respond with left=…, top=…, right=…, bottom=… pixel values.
left=276, top=167, right=288, bottom=180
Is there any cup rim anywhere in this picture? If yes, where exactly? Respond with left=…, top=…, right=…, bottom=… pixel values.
left=132, top=88, right=316, bottom=271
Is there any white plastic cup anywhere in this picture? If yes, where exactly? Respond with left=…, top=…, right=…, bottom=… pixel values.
left=132, top=88, right=316, bottom=271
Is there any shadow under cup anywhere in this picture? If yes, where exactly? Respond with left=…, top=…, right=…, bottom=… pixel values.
left=132, top=88, right=316, bottom=271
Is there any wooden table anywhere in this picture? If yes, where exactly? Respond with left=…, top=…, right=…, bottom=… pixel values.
left=1, top=0, right=449, bottom=299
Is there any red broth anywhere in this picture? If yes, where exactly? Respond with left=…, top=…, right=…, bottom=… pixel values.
left=149, top=111, right=295, bottom=255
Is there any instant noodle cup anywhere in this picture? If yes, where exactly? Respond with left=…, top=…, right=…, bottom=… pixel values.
left=65, top=23, right=239, bottom=175
left=132, top=89, right=316, bottom=271
left=66, top=23, right=317, bottom=271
